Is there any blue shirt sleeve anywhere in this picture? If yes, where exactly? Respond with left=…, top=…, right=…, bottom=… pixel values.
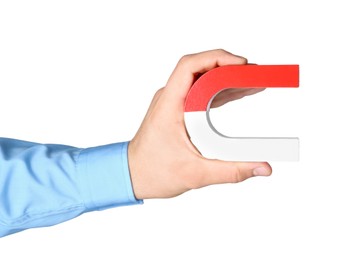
left=0, top=138, right=142, bottom=237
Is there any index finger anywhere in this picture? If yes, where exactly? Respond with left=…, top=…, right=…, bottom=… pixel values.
left=165, top=49, right=248, bottom=100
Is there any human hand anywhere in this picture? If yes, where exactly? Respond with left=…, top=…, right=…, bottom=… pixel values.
left=128, top=49, right=272, bottom=200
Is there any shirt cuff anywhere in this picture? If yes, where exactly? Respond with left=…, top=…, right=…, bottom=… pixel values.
left=76, top=142, right=143, bottom=211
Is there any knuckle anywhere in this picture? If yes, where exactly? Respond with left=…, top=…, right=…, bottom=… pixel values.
left=152, top=87, right=164, bottom=101
left=155, top=87, right=164, bottom=96
left=231, top=170, right=241, bottom=184
left=178, top=54, right=193, bottom=65
left=231, top=165, right=250, bottom=183
left=213, top=48, right=227, bottom=54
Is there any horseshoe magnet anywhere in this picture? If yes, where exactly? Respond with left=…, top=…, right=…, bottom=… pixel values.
left=184, top=65, right=299, bottom=161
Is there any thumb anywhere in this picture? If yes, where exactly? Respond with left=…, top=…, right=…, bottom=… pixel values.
left=197, top=159, right=272, bottom=187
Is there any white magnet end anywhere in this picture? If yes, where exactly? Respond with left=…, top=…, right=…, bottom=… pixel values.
left=185, top=112, right=299, bottom=161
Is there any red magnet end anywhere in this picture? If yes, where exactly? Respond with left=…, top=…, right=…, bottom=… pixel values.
left=184, top=65, right=299, bottom=112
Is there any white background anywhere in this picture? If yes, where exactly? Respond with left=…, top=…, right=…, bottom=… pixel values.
left=0, top=0, right=362, bottom=259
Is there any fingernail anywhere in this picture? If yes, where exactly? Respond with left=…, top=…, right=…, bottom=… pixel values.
left=253, top=167, right=270, bottom=176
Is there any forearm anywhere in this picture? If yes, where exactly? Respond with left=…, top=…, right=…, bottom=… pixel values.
left=0, top=138, right=142, bottom=237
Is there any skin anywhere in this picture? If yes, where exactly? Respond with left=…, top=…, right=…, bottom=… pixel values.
left=128, top=49, right=272, bottom=200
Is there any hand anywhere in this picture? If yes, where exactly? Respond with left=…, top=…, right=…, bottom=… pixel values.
left=128, top=49, right=272, bottom=200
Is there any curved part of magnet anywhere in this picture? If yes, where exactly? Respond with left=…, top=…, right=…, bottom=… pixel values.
left=184, top=65, right=300, bottom=161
